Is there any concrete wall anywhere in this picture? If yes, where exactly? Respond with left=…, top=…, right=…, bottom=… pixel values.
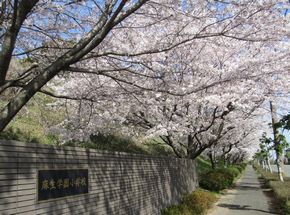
left=0, top=140, right=197, bottom=215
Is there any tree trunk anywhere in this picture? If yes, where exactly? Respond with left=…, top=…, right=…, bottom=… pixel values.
left=0, top=0, right=147, bottom=132
left=270, top=101, right=284, bottom=182
left=266, top=156, right=272, bottom=173
left=208, top=150, right=216, bottom=169
left=0, top=0, right=39, bottom=85
left=0, top=59, right=68, bottom=131
left=262, top=160, right=265, bottom=169
left=223, top=155, right=228, bottom=168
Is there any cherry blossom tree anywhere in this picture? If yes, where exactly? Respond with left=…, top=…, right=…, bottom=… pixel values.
left=0, top=0, right=149, bottom=131
left=0, top=0, right=289, bottom=135
left=206, top=111, right=270, bottom=167
left=56, top=29, right=290, bottom=160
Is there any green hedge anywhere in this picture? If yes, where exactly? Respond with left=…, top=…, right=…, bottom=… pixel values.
left=227, top=166, right=241, bottom=177
left=199, top=169, right=233, bottom=191
left=199, top=165, right=244, bottom=192
left=236, top=163, right=247, bottom=172
left=233, top=165, right=244, bottom=173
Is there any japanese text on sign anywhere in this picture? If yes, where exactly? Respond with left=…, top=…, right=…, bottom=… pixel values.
left=38, top=169, right=88, bottom=201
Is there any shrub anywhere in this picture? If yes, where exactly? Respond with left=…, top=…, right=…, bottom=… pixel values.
left=161, top=189, right=217, bottom=215
left=284, top=201, right=290, bottom=215
left=182, top=189, right=218, bottom=215
left=241, top=163, right=247, bottom=169
left=162, top=204, right=191, bottom=215
left=233, top=165, right=244, bottom=173
left=237, top=163, right=247, bottom=171
left=227, top=166, right=241, bottom=177
left=199, top=169, right=235, bottom=191
left=217, top=168, right=237, bottom=182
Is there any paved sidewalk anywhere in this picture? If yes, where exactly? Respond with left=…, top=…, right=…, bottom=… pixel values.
left=208, top=166, right=277, bottom=215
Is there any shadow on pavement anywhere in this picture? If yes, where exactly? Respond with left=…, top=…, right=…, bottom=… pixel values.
left=217, top=203, right=279, bottom=215
left=235, top=185, right=260, bottom=191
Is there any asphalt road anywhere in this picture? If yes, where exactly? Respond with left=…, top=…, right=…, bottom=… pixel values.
left=208, top=166, right=277, bottom=215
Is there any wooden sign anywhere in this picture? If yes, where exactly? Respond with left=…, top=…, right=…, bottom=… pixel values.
left=38, top=169, right=88, bottom=201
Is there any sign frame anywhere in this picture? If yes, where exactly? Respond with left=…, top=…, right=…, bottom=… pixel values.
left=37, top=168, right=89, bottom=202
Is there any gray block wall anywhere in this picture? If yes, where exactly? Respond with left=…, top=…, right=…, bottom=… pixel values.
left=0, top=140, right=197, bottom=215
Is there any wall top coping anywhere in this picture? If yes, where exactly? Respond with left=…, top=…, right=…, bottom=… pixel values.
left=0, top=139, right=194, bottom=162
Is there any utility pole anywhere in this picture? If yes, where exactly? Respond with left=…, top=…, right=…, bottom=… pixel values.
left=270, top=101, right=284, bottom=182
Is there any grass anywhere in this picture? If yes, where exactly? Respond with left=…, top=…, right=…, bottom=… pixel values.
left=0, top=93, right=63, bottom=145
left=253, top=164, right=290, bottom=214
left=64, top=133, right=176, bottom=156
left=1, top=94, right=176, bottom=156
left=269, top=179, right=290, bottom=200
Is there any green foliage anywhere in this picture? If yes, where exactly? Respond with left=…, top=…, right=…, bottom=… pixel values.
left=0, top=93, right=63, bottom=145
left=161, top=189, right=217, bottom=215
left=284, top=201, right=290, bottom=215
left=258, top=132, right=288, bottom=157
left=269, top=180, right=290, bottom=202
left=215, top=168, right=236, bottom=182
left=275, top=113, right=290, bottom=131
left=20, top=57, right=34, bottom=64
left=65, top=133, right=147, bottom=154
left=199, top=168, right=236, bottom=191
left=142, top=138, right=174, bottom=156
left=1, top=92, right=171, bottom=156
left=257, top=132, right=272, bottom=159
left=182, top=189, right=218, bottom=215
left=276, top=134, right=289, bottom=155
left=227, top=166, right=241, bottom=177
left=0, top=127, right=60, bottom=145
left=196, top=157, right=212, bottom=175
left=286, top=151, right=290, bottom=159
left=64, top=133, right=174, bottom=156
left=0, top=127, right=41, bottom=143
left=240, top=163, right=247, bottom=169
left=260, top=132, right=272, bottom=145
left=162, top=204, right=191, bottom=215
left=253, top=164, right=278, bottom=181
left=233, top=164, right=247, bottom=173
